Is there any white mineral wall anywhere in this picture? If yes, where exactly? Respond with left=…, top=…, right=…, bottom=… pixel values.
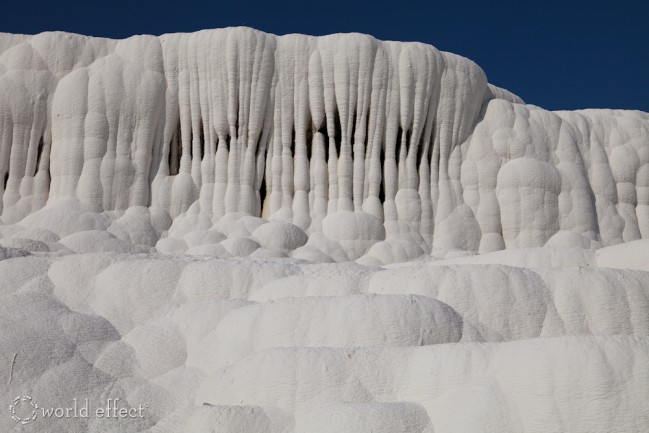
left=3, top=27, right=644, bottom=258
left=2, top=26, right=649, bottom=433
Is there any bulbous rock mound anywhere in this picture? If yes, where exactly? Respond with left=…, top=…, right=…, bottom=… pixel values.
left=0, top=27, right=648, bottom=433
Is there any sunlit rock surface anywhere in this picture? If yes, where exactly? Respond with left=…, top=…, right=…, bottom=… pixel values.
left=0, top=27, right=648, bottom=432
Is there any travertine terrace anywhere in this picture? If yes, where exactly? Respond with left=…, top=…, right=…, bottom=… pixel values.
left=0, top=27, right=647, bottom=432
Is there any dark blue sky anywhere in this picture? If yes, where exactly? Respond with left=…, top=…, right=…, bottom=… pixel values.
left=2, top=0, right=647, bottom=112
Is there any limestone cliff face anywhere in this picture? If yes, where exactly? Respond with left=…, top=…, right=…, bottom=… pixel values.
left=0, top=27, right=647, bottom=261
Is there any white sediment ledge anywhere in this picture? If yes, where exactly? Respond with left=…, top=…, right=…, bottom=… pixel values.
left=0, top=27, right=648, bottom=433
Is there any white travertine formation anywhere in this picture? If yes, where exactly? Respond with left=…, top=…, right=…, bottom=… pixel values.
left=0, top=27, right=648, bottom=433
left=0, top=251, right=647, bottom=432
left=0, top=27, right=646, bottom=261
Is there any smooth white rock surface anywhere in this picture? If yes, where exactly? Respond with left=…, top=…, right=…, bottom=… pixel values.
left=0, top=27, right=647, bottom=433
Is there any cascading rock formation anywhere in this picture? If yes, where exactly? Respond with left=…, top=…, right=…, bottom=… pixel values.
left=0, top=27, right=648, bottom=433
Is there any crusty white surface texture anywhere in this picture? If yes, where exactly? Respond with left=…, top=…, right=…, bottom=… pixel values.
left=0, top=27, right=648, bottom=432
